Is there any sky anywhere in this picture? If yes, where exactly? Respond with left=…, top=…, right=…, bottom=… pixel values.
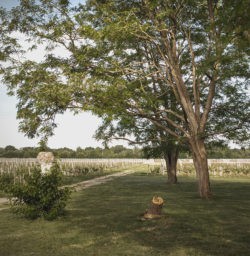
left=0, top=86, right=105, bottom=149
left=0, top=0, right=114, bottom=150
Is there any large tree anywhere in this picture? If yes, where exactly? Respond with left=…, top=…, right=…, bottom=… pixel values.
left=82, top=0, right=249, bottom=198
left=1, top=0, right=249, bottom=198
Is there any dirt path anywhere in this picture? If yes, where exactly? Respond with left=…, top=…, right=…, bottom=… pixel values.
left=0, top=198, right=9, bottom=211
left=0, top=169, right=136, bottom=211
left=63, top=169, right=135, bottom=191
left=0, top=198, right=9, bottom=204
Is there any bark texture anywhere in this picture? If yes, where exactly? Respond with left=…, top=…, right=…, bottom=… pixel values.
left=164, top=148, right=179, bottom=184
left=189, top=137, right=212, bottom=199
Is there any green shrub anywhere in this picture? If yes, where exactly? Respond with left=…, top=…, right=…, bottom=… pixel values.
left=0, top=172, right=15, bottom=194
left=177, top=163, right=196, bottom=175
left=149, top=166, right=161, bottom=174
left=5, top=164, right=70, bottom=220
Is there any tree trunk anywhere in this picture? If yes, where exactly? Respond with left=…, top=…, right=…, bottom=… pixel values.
left=189, top=137, right=212, bottom=199
left=163, top=148, right=179, bottom=184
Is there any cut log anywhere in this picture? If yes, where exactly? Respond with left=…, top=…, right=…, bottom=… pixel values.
left=143, top=196, right=164, bottom=219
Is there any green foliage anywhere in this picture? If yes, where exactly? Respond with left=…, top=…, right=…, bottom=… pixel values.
left=0, top=172, right=14, bottom=194
left=0, top=146, right=40, bottom=157
left=0, top=145, right=143, bottom=158
left=3, top=164, right=70, bottom=220
left=1, top=0, right=248, bottom=145
left=1, top=144, right=250, bottom=159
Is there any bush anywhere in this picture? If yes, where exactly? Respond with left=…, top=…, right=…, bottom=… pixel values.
left=0, top=173, right=15, bottom=194
left=4, top=164, right=70, bottom=220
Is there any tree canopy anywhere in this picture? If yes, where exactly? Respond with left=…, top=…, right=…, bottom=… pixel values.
left=1, top=0, right=249, bottom=198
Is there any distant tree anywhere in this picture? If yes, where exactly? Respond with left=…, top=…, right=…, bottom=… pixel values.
left=112, top=145, right=126, bottom=154
left=5, top=145, right=17, bottom=151
left=54, top=147, right=75, bottom=158
left=19, top=147, right=39, bottom=158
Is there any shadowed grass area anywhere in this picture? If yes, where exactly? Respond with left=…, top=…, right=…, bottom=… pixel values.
left=0, top=173, right=249, bottom=256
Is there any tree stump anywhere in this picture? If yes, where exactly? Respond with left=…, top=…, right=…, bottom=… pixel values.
left=143, top=196, right=164, bottom=219
left=37, top=152, right=55, bottom=174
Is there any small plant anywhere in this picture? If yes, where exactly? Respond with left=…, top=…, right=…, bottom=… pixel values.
left=149, top=166, right=161, bottom=174
left=3, top=164, right=71, bottom=220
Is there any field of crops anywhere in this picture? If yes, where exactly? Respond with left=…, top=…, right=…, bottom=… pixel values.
left=177, top=161, right=250, bottom=176
left=160, top=159, right=250, bottom=176
left=0, top=158, right=146, bottom=177
left=0, top=158, right=249, bottom=177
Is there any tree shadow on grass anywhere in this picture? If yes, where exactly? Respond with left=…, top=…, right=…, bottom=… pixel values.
left=62, top=175, right=250, bottom=256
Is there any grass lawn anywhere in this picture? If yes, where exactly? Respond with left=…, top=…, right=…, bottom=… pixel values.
left=0, top=172, right=249, bottom=256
